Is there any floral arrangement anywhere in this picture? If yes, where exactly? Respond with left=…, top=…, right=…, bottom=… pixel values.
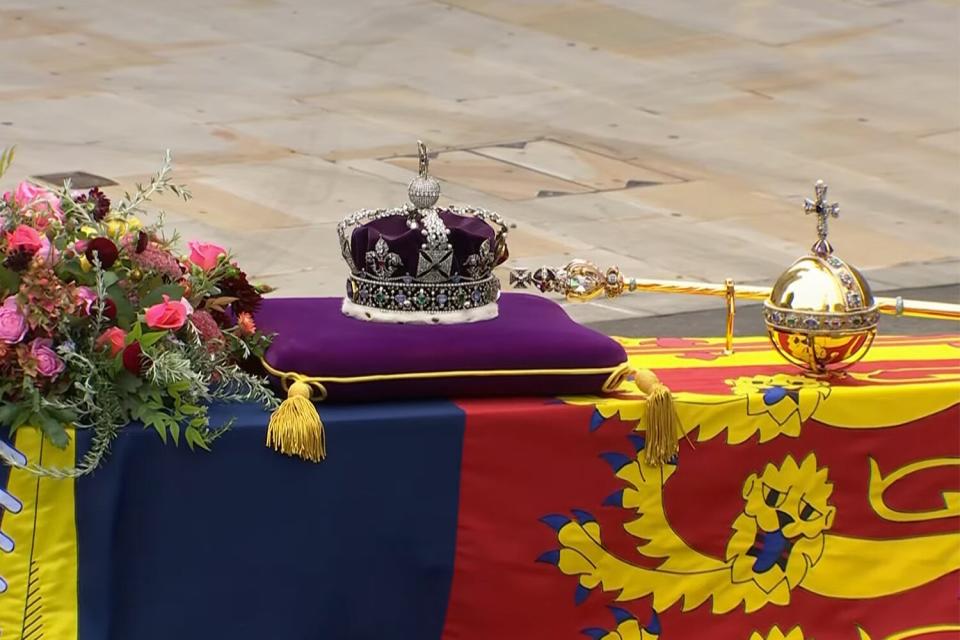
left=0, top=148, right=277, bottom=476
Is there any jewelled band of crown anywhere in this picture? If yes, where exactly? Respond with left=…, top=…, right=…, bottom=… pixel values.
left=346, top=274, right=501, bottom=313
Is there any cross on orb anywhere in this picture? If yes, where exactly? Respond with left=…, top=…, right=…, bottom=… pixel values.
left=803, top=179, right=840, bottom=256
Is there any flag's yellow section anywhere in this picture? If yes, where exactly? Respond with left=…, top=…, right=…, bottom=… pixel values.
left=617, top=335, right=960, bottom=372
left=0, top=428, right=78, bottom=640
left=802, top=531, right=960, bottom=598
left=569, top=336, right=960, bottom=442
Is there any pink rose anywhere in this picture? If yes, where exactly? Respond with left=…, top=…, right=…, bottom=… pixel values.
left=144, top=295, right=190, bottom=330
left=6, top=225, right=43, bottom=254
left=12, top=181, right=62, bottom=219
left=0, top=297, right=28, bottom=344
left=95, top=327, right=127, bottom=356
left=76, top=286, right=97, bottom=315
left=187, top=241, right=226, bottom=271
left=30, top=338, right=64, bottom=378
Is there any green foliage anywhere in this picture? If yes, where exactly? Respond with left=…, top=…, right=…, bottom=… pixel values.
left=0, top=150, right=277, bottom=478
left=115, top=149, right=191, bottom=216
left=0, top=265, right=21, bottom=296
left=106, top=284, right=136, bottom=329
left=0, top=146, right=15, bottom=180
left=141, top=283, right=185, bottom=307
left=56, top=259, right=95, bottom=287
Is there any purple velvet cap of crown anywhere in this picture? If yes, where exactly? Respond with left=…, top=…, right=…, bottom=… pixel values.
left=256, top=293, right=628, bottom=402
left=350, top=209, right=498, bottom=276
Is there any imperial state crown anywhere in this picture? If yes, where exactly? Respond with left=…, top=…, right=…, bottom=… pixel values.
left=338, top=141, right=509, bottom=324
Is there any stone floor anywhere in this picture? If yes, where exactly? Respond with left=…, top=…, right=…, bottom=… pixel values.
left=0, top=0, right=957, bottom=323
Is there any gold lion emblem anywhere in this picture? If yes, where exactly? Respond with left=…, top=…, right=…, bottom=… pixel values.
left=540, top=437, right=959, bottom=631
left=727, top=455, right=836, bottom=597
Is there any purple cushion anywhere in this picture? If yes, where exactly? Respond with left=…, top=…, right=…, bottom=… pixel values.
left=255, top=293, right=627, bottom=402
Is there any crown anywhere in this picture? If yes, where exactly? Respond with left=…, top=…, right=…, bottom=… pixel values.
left=338, top=141, right=509, bottom=324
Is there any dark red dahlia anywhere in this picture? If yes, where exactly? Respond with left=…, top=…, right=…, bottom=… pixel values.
left=102, top=298, right=117, bottom=321
left=135, top=230, right=148, bottom=253
left=219, top=270, right=262, bottom=314
left=85, top=237, right=119, bottom=269
left=76, top=188, right=111, bottom=221
left=121, top=342, right=146, bottom=376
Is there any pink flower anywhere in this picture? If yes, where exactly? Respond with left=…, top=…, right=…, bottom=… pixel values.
left=10, top=182, right=63, bottom=223
left=0, top=297, right=28, bottom=344
left=96, top=327, right=127, bottom=356
left=144, top=295, right=190, bottom=330
left=187, top=241, right=226, bottom=271
left=76, top=286, right=97, bottom=315
left=134, top=245, right=183, bottom=280
left=30, top=338, right=64, bottom=378
left=190, top=309, right=223, bottom=348
left=6, top=225, right=43, bottom=254
left=36, top=235, right=59, bottom=265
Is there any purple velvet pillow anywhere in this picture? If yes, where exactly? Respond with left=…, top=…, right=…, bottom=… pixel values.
left=255, top=293, right=628, bottom=402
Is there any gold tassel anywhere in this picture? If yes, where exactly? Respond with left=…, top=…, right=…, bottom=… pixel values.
left=633, top=369, right=682, bottom=466
left=266, top=379, right=326, bottom=462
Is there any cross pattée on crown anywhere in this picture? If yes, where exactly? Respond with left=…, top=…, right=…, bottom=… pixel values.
left=803, top=179, right=840, bottom=257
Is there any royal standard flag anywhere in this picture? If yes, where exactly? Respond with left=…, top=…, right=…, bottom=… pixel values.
left=1, top=335, right=958, bottom=639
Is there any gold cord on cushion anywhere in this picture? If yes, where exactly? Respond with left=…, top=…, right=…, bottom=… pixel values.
left=259, top=359, right=631, bottom=463
left=260, top=360, right=625, bottom=385
left=632, top=368, right=686, bottom=466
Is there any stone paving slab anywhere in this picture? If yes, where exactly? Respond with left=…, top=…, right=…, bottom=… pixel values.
left=0, top=0, right=956, bottom=323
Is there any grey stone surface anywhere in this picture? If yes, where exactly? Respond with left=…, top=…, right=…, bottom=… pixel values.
left=0, top=0, right=955, bottom=322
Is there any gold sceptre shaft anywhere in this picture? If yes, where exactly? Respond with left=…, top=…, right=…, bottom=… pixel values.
left=509, top=260, right=960, bottom=322
left=724, top=278, right=735, bottom=355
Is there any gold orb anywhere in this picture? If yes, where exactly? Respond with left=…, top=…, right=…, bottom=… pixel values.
left=763, top=254, right=879, bottom=375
